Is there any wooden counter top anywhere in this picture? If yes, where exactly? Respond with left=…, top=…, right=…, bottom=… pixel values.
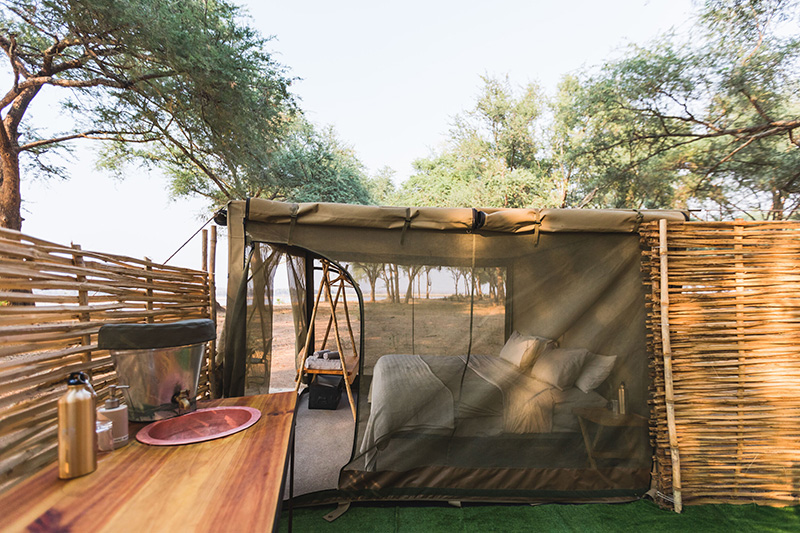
left=0, top=392, right=297, bottom=533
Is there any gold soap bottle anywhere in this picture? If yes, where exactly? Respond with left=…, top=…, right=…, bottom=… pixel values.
left=58, top=372, right=97, bottom=479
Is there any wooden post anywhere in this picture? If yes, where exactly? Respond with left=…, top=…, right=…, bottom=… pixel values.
left=320, top=279, right=343, bottom=349
left=294, top=262, right=329, bottom=392
left=200, top=228, right=212, bottom=399
left=659, top=219, right=682, bottom=513
left=209, top=226, right=218, bottom=398
left=144, top=257, right=155, bottom=324
left=71, top=244, right=92, bottom=373
left=202, top=229, right=208, bottom=273
left=734, top=221, right=745, bottom=495
left=322, top=268, right=357, bottom=422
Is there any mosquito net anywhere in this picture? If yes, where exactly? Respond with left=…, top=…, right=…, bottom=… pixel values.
left=224, top=199, right=688, bottom=503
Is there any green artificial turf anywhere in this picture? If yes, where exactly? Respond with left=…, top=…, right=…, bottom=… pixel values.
left=278, top=500, right=800, bottom=532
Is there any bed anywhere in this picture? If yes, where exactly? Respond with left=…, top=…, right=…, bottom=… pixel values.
left=360, top=333, right=617, bottom=470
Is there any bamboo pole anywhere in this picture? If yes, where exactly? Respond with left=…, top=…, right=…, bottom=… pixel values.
left=659, top=218, right=682, bottom=513
left=294, top=262, right=329, bottom=392
left=322, top=267, right=357, bottom=422
left=209, top=225, right=218, bottom=398
left=734, top=221, right=745, bottom=496
left=144, top=257, right=154, bottom=324
left=340, top=278, right=359, bottom=362
left=70, top=244, right=93, bottom=374
left=202, top=229, right=208, bottom=273
left=320, top=279, right=343, bottom=349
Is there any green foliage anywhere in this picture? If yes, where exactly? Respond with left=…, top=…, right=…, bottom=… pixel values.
left=269, top=118, right=373, bottom=205
left=1, top=0, right=377, bottom=218
left=5, top=0, right=799, bottom=221
left=163, top=114, right=373, bottom=205
left=0, top=0, right=378, bottom=225
left=398, top=76, right=556, bottom=209
left=570, top=0, right=800, bottom=218
left=365, top=166, right=399, bottom=206
left=0, top=0, right=298, bottom=224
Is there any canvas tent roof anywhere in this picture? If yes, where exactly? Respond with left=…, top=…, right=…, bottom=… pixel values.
left=227, top=199, right=688, bottom=275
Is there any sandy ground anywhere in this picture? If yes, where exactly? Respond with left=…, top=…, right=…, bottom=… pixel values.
left=232, top=298, right=505, bottom=395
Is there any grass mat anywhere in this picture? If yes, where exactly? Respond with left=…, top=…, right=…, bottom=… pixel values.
left=278, top=500, right=800, bottom=532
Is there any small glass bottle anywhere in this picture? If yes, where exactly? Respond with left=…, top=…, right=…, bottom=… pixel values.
left=618, top=382, right=627, bottom=415
left=58, top=372, right=97, bottom=479
left=98, top=385, right=130, bottom=449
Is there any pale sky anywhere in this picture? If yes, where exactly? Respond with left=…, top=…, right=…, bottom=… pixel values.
left=19, top=0, right=695, bottom=288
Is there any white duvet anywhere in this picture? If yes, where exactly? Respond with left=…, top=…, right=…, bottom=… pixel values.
left=360, top=354, right=556, bottom=469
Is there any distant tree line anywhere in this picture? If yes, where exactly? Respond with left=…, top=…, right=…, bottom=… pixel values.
left=350, top=262, right=505, bottom=306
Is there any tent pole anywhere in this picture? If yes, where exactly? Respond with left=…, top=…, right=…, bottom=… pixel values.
left=659, top=218, right=682, bottom=513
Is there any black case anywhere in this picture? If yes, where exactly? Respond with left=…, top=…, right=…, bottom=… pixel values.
left=308, top=374, right=343, bottom=410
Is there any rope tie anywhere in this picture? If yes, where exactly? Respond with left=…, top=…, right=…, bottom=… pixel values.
left=400, top=208, right=412, bottom=245
left=533, top=212, right=543, bottom=246
left=634, top=210, right=645, bottom=233
left=287, top=204, right=299, bottom=246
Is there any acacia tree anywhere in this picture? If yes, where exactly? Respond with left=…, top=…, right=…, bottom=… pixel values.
left=161, top=115, right=373, bottom=206
left=0, top=0, right=293, bottom=230
left=573, top=0, right=800, bottom=218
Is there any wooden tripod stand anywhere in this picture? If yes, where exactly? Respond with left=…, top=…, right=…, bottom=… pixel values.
left=294, top=260, right=359, bottom=421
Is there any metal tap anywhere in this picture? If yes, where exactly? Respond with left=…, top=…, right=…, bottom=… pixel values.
left=172, top=389, right=192, bottom=411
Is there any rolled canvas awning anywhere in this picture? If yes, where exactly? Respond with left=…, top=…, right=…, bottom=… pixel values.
left=238, top=198, right=688, bottom=234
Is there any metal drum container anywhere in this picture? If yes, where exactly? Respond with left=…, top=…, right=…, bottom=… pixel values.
left=98, top=319, right=216, bottom=422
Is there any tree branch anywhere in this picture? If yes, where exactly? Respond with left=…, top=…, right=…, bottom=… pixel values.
left=702, top=135, right=759, bottom=177
left=789, top=128, right=800, bottom=148
left=155, top=124, right=233, bottom=200
left=18, top=129, right=160, bottom=152
left=741, top=88, right=772, bottom=123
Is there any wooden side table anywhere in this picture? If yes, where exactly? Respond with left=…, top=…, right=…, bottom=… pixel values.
left=573, top=406, right=648, bottom=470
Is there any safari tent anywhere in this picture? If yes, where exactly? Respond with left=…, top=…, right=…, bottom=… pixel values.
left=223, top=198, right=689, bottom=504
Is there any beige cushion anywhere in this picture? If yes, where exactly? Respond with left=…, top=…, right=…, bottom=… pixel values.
left=530, top=348, right=590, bottom=390
left=499, top=331, right=555, bottom=372
left=574, top=353, right=617, bottom=393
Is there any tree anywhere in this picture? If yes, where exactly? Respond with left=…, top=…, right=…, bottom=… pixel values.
left=397, top=76, right=556, bottom=209
left=0, top=0, right=293, bottom=230
left=351, top=262, right=382, bottom=302
left=401, top=264, right=422, bottom=304
left=573, top=0, right=800, bottom=218
left=365, top=165, right=398, bottom=206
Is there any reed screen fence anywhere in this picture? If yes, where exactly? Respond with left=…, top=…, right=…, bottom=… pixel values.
left=642, top=220, right=800, bottom=509
left=0, top=228, right=213, bottom=493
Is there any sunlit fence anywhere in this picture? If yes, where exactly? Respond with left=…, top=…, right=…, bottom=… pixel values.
left=642, top=220, right=800, bottom=509
left=0, top=228, right=214, bottom=493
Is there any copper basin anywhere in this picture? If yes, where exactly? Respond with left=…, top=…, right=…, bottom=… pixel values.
left=136, top=406, right=261, bottom=446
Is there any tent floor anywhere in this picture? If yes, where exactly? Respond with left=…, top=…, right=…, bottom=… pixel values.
left=288, top=388, right=356, bottom=499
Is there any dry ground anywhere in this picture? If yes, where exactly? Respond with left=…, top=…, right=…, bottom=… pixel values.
left=237, top=298, right=505, bottom=394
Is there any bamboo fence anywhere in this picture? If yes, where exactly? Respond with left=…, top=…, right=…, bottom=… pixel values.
left=0, top=227, right=214, bottom=494
left=642, top=220, right=800, bottom=509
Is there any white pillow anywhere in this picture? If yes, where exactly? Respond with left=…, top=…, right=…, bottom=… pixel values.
left=530, top=348, right=589, bottom=390
left=574, top=353, right=617, bottom=393
left=498, top=331, right=555, bottom=372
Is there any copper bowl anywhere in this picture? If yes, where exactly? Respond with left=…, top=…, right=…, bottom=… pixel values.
left=136, top=406, right=261, bottom=446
